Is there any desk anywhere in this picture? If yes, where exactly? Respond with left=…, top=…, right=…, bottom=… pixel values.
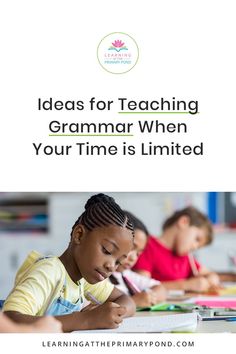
left=135, top=311, right=236, bottom=333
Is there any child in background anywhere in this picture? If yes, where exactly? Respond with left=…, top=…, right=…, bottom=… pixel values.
left=0, top=313, right=62, bottom=333
left=110, top=211, right=166, bottom=307
left=133, top=207, right=220, bottom=292
left=3, top=194, right=136, bottom=332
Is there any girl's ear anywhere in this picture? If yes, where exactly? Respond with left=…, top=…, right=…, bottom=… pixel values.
left=177, top=215, right=190, bottom=229
left=71, top=224, right=86, bottom=245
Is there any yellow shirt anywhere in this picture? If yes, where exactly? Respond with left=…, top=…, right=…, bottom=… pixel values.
left=3, top=251, right=114, bottom=316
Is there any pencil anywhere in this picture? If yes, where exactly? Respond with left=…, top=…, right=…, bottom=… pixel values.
left=85, top=291, right=102, bottom=305
left=122, top=274, right=141, bottom=295
left=188, top=253, right=199, bottom=277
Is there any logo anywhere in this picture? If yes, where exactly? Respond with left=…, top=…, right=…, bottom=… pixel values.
left=97, top=32, right=139, bottom=74
left=109, top=40, right=127, bottom=52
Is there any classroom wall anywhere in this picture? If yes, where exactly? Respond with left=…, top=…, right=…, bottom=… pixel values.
left=1, top=192, right=236, bottom=298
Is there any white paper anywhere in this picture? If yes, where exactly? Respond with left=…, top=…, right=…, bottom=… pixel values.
left=77, top=313, right=198, bottom=333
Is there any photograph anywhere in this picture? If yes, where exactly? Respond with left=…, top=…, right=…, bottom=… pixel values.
left=1, top=192, right=236, bottom=334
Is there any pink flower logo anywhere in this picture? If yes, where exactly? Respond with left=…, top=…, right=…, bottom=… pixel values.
left=109, top=39, right=128, bottom=52
left=112, top=40, right=125, bottom=48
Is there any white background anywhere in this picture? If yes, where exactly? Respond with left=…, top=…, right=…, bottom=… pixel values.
left=0, top=0, right=236, bottom=191
left=0, top=1, right=236, bottom=352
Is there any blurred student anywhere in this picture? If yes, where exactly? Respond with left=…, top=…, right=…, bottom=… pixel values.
left=0, top=313, right=62, bottom=333
left=133, top=207, right=220, bottom=292
left=110, top=211, right=166, bottom=307
left=3, top=194, right=136, bottom=332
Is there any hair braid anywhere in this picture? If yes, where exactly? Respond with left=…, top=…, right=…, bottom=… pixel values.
left=71, top=194, right=134, bottom=237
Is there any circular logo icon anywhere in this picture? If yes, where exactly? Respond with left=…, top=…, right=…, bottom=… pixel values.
left=97, top=32, right=139, bottom=74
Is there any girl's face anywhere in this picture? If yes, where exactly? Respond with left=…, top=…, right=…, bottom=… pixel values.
left=72, top=224, right=134, bottom=284
left=116, top=229, right=147, bottom=272
left=174, top=217, right=208, bottom=256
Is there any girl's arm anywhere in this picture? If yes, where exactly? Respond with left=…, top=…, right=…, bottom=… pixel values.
left=105, top=287, right=136, bottom=317
left=3, top=310, right=94, bottom=332
left=0, top=312, right=22, bottom=332
left=0, top=313, right=62, bottom=333
left=4, top=293, right=134, bottom=333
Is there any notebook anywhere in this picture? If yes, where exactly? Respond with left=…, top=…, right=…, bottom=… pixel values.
left=77, top=313, right=198, bottom=333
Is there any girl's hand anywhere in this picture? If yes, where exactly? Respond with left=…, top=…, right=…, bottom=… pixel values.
left=30, top=316, right=62, bottom=333
left=151, top=284, right=167, bottom=302
left=83, top=302, right=126, bottom=329
left=132, top=290, right=161, bottom=307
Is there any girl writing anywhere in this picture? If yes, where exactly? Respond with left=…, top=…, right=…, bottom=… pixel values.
left=3, top=194, right=136, bottom=332
left=110, top=211, right=166, bottom=307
